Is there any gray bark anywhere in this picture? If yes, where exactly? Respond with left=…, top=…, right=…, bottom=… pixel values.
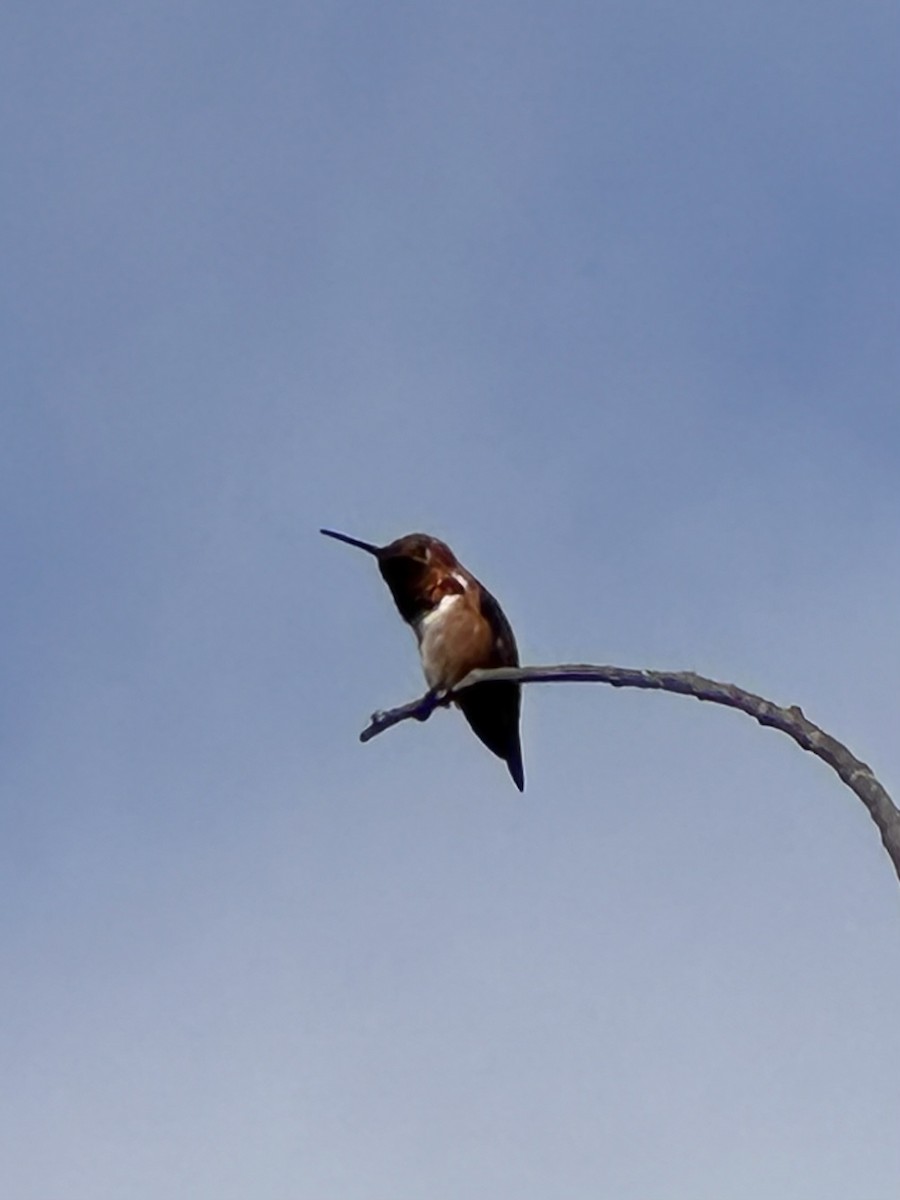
left=360, top=663, right=900, bottom=886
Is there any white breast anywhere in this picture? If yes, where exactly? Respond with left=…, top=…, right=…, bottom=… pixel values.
left=416, top=592, right=461, bottom=633
left=414, top=593, right=463, bottom=689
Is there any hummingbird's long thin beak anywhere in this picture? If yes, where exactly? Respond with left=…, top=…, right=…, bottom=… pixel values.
left=320, top=528, right=381, bottom=556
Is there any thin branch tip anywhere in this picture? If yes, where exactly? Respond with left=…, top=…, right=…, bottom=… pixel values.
left=353, top=661, right=900, bottom=885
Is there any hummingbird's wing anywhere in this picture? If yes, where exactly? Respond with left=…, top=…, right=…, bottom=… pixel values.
left=456, top=683, right=525, bottom=792
left=454, top=583, right=525, bottom=792
left=477, top=586, right=520, bottom=665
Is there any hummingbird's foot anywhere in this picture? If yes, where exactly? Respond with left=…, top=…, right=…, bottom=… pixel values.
left=416, top=687, right=450, bottom=721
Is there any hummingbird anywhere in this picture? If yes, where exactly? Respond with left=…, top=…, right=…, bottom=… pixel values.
left=321, top=528, right=525, bottom=791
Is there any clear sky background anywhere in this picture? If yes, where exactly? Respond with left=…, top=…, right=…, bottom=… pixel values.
left=3, top=2, right=900, bottom=1196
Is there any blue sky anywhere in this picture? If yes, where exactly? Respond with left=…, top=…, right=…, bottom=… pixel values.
left=3, top=2, right=900, bottom=1195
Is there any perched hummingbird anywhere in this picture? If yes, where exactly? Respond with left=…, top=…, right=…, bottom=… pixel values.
left=321, top=528, right=525, bottom=791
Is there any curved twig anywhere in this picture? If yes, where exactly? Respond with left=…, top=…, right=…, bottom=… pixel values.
left=360, top=663, right=900, bottom=885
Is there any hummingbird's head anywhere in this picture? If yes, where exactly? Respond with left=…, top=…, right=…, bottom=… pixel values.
left=321, top=528, right=460, bottom=624
left=320, top=528, right=457, bottom=570
left=377, top=534, right=459, bottom=621
left=381, top=533, right=456, bottom=567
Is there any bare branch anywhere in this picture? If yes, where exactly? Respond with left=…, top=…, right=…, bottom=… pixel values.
left=360, top=663, right=900, bottom=886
